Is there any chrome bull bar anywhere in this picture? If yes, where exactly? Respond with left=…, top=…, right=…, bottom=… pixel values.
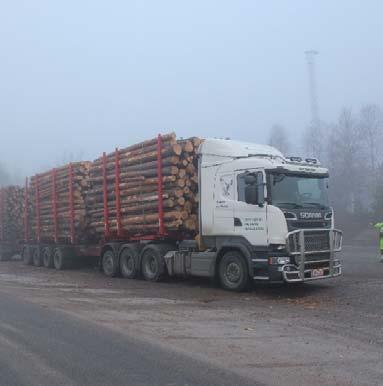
left=283, top=229, right=343, bottom=282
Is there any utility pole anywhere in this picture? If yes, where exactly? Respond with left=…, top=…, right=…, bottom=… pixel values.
left=305, top=50, right=320, bottom=127
left=304, top=50, right=322, bottom=159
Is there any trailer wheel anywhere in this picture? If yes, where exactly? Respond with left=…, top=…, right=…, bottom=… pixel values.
left=32, top=247, right=42, bottom=267
left=102, top=249, right=118, bottom=277
left=42, top=247, right=54, bottom=268
left=22, top=246, right=32, bottom=265
left=119, top=246, right=139, bottom=279
left=141, top=244, right=168, bottom=282
left=218, top=251, right=249, bottom=292
left=53, top=247, right=66, bottom=270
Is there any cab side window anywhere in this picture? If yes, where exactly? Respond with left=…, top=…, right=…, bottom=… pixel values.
left=237, top=172, right=257, bottom=203
left=237, top=173, right=247, bottom=202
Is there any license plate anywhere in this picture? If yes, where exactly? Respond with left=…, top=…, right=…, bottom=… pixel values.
left=312, top=268, right=324, bottom=278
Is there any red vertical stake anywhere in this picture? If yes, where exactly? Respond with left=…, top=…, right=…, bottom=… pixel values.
left=157, top=134, right=165, bottom=236
left=115, top=148, right=122, bottom=237
left=52, top=168, right=58, bottom=243
left=24, top=177, right=29, bottom=242
left=102, top=152, right=110, bottom=239
left=0, top=188, right=4, bottom=242
left=35, top=174, right=41, bottom=242
left=68, top=163, right=75, bottom=244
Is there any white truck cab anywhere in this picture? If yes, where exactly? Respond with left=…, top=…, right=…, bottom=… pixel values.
left=165, top=138, right=342, bottom=291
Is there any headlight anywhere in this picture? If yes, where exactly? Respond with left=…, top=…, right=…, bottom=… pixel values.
left=268, top=256, right=290, bottom=265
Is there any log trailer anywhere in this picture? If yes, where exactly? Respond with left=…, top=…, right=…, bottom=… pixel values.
left=0, top=187, right=23, bottom=261
left=19, top=135, right=342, bottom=291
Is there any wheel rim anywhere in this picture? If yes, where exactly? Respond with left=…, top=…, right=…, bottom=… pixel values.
left=53, top=251, right=61, bottom=268
left=144, top=254, right=157, bottom=277
left=103, top=255, right=114, bottom=275
left=225, top=261, right=241, bottom=284
left=122, top=255, right=134, bottom=275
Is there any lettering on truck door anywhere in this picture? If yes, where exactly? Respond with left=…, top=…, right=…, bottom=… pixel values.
left=213, top=172, right=235, bottom=234
left=233, top=171, right=268, bottom=247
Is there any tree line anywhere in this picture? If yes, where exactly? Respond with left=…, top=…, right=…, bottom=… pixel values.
left=269, top=104, right=383, bottom=233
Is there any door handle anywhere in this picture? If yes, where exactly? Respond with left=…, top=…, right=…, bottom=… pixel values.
left=234, top=218, right=242, bottom=226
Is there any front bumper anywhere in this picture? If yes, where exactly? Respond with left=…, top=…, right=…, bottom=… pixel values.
left=282, top=260, right=342, bottom=282
left=252, top=229, right=343, bottom=283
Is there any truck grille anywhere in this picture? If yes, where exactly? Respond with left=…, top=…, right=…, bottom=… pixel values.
left=288, top=220, right=331, bottom=230
left=304, top=232, right=330, bottom=251
left=287, top=229, right=342, bottom=255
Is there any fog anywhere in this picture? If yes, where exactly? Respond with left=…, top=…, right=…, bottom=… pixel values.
left=0, top=0, right=382, bottom=179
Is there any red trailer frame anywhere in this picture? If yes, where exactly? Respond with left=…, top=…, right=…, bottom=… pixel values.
left=35, top=174, right=41, bottom=243
left=21, top=133, right=181, bottom=269
left=68, top=163, right=76, bottom=244
left=0, top=188, right=4, bottom=243
left=24, top=178, right=29, bottom=242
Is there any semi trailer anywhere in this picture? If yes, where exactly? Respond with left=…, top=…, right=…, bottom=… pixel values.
left=8, top=134, right=342, bottom=291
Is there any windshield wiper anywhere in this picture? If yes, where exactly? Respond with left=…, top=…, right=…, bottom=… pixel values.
left=303, top=202, right=328, bottom=209
left=274, top=202, right=304, bottom=209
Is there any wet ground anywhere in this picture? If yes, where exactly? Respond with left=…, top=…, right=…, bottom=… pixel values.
left=0, top=245, right=382, bottom=385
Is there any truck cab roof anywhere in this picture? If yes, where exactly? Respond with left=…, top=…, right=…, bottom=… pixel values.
left=199, top=138, right=329, bottom=175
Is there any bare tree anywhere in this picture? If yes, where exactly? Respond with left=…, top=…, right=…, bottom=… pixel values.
left=57, top=149, right=85, bottom=166
left=0, top=162, right=11, bottom=187
left=268, top=124, right=290, bottom=155
left=303, top=121, right=325, bottom=160
left=372, top=162, right=383, bottom=220
left=359, top=104, right=383, bottom=172
left=327, top=108, right=367, bottom=214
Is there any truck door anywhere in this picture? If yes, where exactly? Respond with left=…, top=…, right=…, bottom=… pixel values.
left=213, top=172, right=235, bottom=235
left=233, top=170, right=268, bottom=247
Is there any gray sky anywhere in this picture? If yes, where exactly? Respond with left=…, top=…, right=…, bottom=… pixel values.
left=1, top=0, right=382, bottom=177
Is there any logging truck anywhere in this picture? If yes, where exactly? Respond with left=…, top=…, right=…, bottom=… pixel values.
left=3, top=135, right=343, bottom=291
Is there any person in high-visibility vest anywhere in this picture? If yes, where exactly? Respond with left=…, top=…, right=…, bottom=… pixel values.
left=374, top=222, right=383, bottom=262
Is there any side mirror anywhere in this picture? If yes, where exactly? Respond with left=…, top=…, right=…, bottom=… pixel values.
left=256, top=172, right=265, bottom=206
left=245, top=185, right=258, bottom=205
left=244, top=172, right=265, bottom=206
left=244, top=174, right=257, bottom=185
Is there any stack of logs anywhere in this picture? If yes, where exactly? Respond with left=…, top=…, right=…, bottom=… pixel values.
left=86, top=133, right=201, bottom=237
left=28, top=162, right=91, bottom=243
left=0, top=186, right=25, bottom=242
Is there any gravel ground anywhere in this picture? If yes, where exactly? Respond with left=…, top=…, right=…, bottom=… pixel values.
left=0, top=245, right=382, bottom=386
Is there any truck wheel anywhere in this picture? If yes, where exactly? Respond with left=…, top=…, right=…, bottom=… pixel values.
left=42, top=247, right=54, bottom=268
left=102, top=250, right=118, bottom=277
left=119, top=246, right=139, bottom=279
left=32, top=247, right=42, bottom=267
left=22, top=246, right=32, bottom=265
left=141, top=244, right=167, bottom=282
left=218, top=251, right=249, bottom=292
left=53, top=247, right=66, bottom=270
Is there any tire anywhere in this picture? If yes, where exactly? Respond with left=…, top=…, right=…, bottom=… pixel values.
left=102, top=249, right=118, bottom=277
left=218, top=251, right=249, bottom=292
left=53, top=247, right=66, bottom=270
left=32, top=247, right=42, bottom=267
left=42, top=247, right=54, bottom=268
left=119, top=245, right=139, bottom=279
left=22, top=245, right=32, bottom=265
left=140, top=244, right=171, bottom=282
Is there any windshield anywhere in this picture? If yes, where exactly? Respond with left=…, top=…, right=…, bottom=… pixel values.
left=268, top=172, right=330, bottom=209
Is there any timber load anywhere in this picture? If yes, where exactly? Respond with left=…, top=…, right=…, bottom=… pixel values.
left=0, top=186, right=25, bottom=243
left=27, top=162, right=91, bottom=243
left=86, top=133, right=201, bottom=237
